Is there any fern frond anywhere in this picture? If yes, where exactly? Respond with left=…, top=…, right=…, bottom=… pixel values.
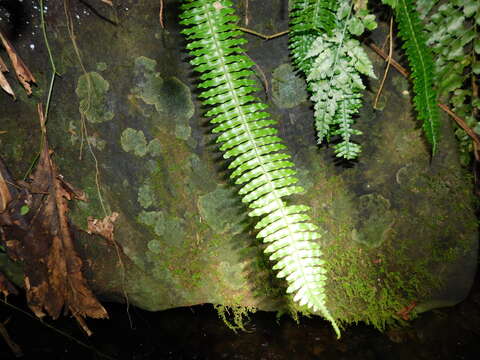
left=385, top=0, right=441, bottom=154
left=180, top=0, right=340, bottom=338
left=290, top=0, right=376, bottom=160
left=418, top=0, right=480, bottom=163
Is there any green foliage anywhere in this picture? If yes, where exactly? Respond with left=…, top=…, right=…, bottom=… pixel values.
left=384, top=0, right=441, bottom=154
left=179, top=0, right=340, bottom=337
left=418, top=0, right=480, bottom=164
left=290, top=0, right=377, bottom=160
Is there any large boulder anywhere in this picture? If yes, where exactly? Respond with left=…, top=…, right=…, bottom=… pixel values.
left=0, top=0, right=477, bottom=329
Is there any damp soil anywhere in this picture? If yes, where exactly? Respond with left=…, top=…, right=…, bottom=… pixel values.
left=0, top=265, right=479, bottom=360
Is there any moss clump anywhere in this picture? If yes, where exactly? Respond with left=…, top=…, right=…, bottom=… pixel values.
left=214, top=304, right=257, bottom=332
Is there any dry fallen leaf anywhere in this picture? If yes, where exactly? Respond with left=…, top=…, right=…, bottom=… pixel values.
left=0, top=31, right=36, bottom=95
left=87, top=212, right=119, bottom=243
left=0, top=71, right=15, bottom=98
left=0, top=55, right=9, bottom=72
left=101, top=0, right=113, bottom=6
left=0, top=272, right=18, bottom=298
left=0, top=107, right=108, bottom=332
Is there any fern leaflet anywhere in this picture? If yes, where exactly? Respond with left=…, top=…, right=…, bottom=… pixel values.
left=179, top=0, right=340, bottom=338
left=385, top=0, right=441, bottom=154
left=290, top=0, right=376, bottom=160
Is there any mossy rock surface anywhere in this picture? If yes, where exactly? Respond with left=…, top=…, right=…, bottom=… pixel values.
left=0, top=0, right=477, bottom=330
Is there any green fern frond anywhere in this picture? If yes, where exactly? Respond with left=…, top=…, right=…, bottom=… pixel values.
left=289, top=0, right=339, bottom=73
left=180, top=0, right=340, bottom=338
left=418, top=0, right=480, bottom=164
left=290, top=0, right=376, bottom=160
left=385, top=0, right=441, bottom=154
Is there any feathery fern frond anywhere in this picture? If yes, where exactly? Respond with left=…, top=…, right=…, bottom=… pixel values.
left=384, top=0, right=441, bottom=154
left=290, top=0, right=376, bottom=160
left=418, top=0, right=480, bottom=164
left=179, top=0, right=340, bottom=338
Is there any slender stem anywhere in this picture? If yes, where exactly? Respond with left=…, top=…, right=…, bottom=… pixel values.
left=39, top=0, right=57, bottom=123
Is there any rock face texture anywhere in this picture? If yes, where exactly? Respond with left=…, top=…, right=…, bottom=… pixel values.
left=0, top=0, right=477, bottom=328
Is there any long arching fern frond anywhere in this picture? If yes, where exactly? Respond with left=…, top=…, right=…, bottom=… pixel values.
left=290, top=0, right=377, bottom=160
left=179, top=0, right=340, bottom=338
left=383, top=0, right=441, bottom=154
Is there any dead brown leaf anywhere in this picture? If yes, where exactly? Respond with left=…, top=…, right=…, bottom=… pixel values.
left=0, top=107, right=108, bottom=332
left=0, top=31, right=36, bottom=95
left=87, top=212, right=119, bottom=243
left=101, top=0, right=113, bottom=6
left=0, top=71, right=15, bottom=98
left=0, top=272, right=18, bottom=298
left=0, top=55, right=8, bottom=72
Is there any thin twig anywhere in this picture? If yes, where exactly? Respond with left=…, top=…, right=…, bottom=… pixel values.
left=159, top=0, right=165, bottom=29
left=373, top=17, right=394, bottom=109
left=0, top=319, right=23, bottom=357
left=63, top=0, right=132, bottom=329
left=0, top=299, right=116, bottom=360
left=369, top=40, right=480, bottom=149
left=238, top=27, right=289, bottom=40
left=244, top=0, right=249, bottom=26
left=438, top=103, right=480, bottom=148
left=368, top=42, right=409, bottom=77
left=39, top=0, right=58, bottom=123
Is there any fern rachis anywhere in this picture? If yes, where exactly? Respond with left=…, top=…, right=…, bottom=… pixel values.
left=180, top=0, right=340, bottom=337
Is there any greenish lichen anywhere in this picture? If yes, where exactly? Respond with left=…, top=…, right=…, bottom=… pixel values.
left=351, top=194, right=395, bottom=248
left=198, top=186, right=248, bottom=235
left=132, top=56, right=194, bottom=141
left=138, top=183, right=156, bottom=209
left=147, top=240, right=162, bottom=254
left=138, top=210, right=165, bottom=236
left=146, top=138, right=162, bottom=157
left=271, top=63, right=308, bottom=109
left=138, top=210, right=186, bottom=247
left=120, top=128, right=148, bottom=157
left=76, top=72, right=114, bottom=123
left=96, top=62, right=108, bottom=71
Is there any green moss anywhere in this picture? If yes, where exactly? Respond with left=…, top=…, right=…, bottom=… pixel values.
left=120, top=128, right=148, bottom=157
left=76, top=72, right=114, bottom=124
left=214, top=304, right=257, bottom=332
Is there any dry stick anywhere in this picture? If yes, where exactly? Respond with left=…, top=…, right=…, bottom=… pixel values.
left=373, top=17, right=394, bottom=109
left=368, top=42, right=409, bottom=77
left=159, top=0, right=165, bottom=29
left=0, top=319, right=23, bottom=357
left=238, top=27, right=289, bottom=40
left=368, top=41, right=480, bottom=148
left=0, top=299, right=116, bottom=360
left=63, top=0, right=132, bottom=328
left=438, top=103, right=480, bottom=148
left=244, top=0, right=249, bottom=26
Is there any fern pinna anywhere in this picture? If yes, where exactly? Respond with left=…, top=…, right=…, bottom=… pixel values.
left=383, top=0, right=441, bottom=154
left=290, top=0, right=377, bottom=160
left=179, top=0, right=340, bottom=337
